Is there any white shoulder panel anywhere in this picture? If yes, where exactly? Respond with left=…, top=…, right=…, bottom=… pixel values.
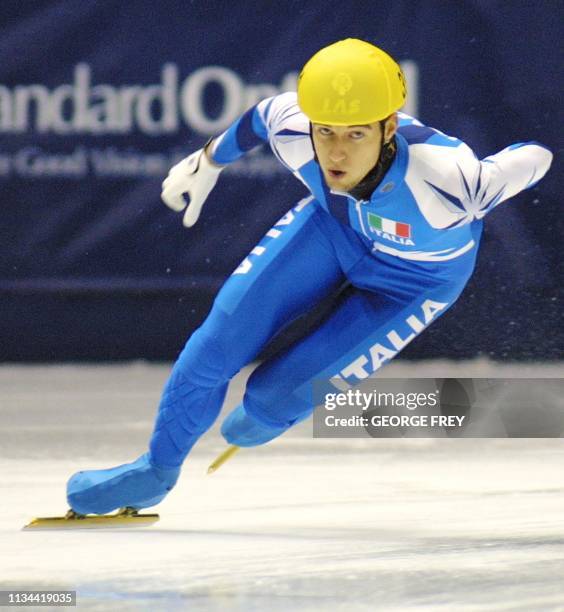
left=405, top=142, right=481, bottom=229
left=262, top=92, right=314, bottom=171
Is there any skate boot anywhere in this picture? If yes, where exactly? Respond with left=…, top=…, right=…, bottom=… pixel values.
left=67, top=453, right=180, bottom=515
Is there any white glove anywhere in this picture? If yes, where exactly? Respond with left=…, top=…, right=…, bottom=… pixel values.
left=161, top=147, right=223, bottom=227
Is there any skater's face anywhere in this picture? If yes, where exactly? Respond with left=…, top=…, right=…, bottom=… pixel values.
left=312, top=115, right=397, bottom=192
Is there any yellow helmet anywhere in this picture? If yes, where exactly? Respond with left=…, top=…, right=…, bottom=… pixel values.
left=297, top=38, right=406, bottom=125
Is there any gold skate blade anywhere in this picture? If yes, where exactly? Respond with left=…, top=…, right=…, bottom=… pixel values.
left=207, top=445, right=240, bottom=474
left=23, top=507, right=159, bottom=530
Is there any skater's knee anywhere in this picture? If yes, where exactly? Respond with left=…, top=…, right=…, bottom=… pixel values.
left=176, top=307, right=263, bottom=384
left=173, top=323, right=231, bottom=387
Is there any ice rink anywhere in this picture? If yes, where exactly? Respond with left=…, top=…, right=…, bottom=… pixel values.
left=2, top=360, right=564, bottom=611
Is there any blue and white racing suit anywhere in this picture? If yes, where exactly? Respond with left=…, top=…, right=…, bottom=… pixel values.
left=148, top=92, right=552, bottom=467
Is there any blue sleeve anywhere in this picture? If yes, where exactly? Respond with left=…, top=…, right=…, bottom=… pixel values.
left=209, top=103, right=270, bottom=165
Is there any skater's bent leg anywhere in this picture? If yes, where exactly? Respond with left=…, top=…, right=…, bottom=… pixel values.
left=222, top=279, right=468, bottom=445
left=149, top=199, right=344, bottom=467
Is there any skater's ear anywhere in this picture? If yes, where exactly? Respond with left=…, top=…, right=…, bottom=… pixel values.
left=382, top=113, right=398, bottom=144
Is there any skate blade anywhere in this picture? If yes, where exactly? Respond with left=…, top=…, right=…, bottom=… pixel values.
left=23, top=507, right=159, bottom=530
left=207, top=445, right=240, bottom=474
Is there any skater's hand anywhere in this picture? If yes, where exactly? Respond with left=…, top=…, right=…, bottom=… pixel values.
left=161, top=146, right=224, bottom=228
left=67, top=453, right=180, bottom=515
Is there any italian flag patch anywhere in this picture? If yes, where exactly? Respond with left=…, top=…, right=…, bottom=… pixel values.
left=368, top=213, right=411, bottom=238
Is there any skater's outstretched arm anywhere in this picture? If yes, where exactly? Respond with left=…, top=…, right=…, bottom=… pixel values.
left=160, top=93, right=297, bottom=227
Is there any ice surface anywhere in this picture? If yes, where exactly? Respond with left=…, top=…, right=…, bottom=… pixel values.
left=1, top=360, right=563, bottom=611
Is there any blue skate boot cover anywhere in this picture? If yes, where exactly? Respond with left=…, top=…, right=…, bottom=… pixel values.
left=221, top=404, right=286, bottom=447
left=67, top=453, right=180, bottom=515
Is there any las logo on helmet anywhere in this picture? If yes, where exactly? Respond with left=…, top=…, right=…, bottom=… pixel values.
left=321, top=98, right=361, bottom=115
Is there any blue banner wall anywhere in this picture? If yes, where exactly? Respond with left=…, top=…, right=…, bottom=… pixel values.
left=0, top=1, right=562, bottom=360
